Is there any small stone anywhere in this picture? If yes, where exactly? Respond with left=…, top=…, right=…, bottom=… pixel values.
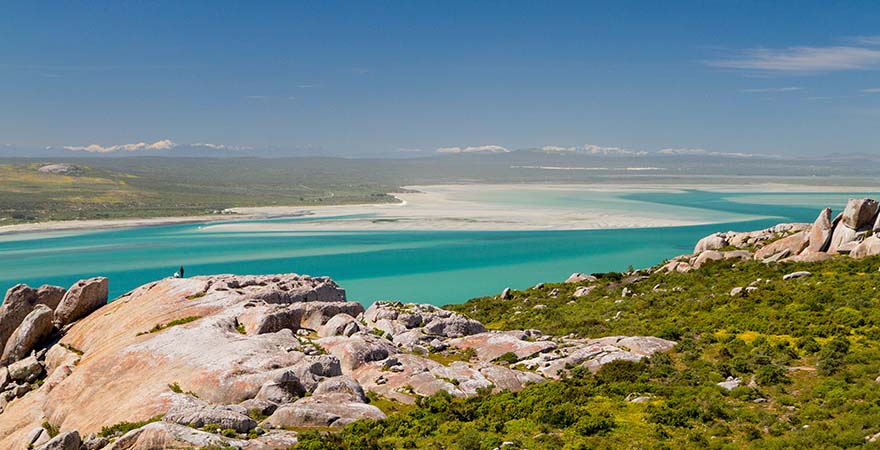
left=783, top=271, right=812, bottom=281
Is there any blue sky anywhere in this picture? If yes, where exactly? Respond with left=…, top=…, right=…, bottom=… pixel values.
left=1, top=1, right=878, bottom=157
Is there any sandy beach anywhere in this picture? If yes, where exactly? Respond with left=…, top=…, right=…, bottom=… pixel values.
left=2, top=182, right=877, bottom=235
left=207, top=182, right=879, bottom=232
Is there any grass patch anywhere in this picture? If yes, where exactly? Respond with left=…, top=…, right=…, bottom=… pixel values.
left=137, top=316, right=201, bottom=336
left=185, top=291, right=206, bottom=300
left=41, top=421, right=59, bottom=438
left=98, top=415, right=164, bottom=438
left=59, top=342, right=84, bottom=356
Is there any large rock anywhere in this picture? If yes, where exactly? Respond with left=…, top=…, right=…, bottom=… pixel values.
left=36, top=285, right=66, bottom=310
left=423, top=316, right=486, bottom=338
left=261, top=377, right=383, bottom=428
left=448, top=331, right=556, bottom=363
left=53, top=277, right=109, bottom=328
left=841, top=198, right=879, bottom=230
left=105, top=422, right=245, bottom=450
left=565, top=273, right=597, bottom=284
left=0, top=284, right=40, bottom=351
left=755, top=232, right=809, bottom=260
left=694, top=233, right=728, bottom=254
left=237, top=305, right=302, bottom=335
left=163, top=398, right=257, bottom=432
left=807, top=208, right=836, bottom=253
left=316, top=334, right=398, bottom=372
left=786, top=250, right=834, bottom=263
left=228, top=275, right=347, bottom=304
left=692, top=250, right=751, bottom=269
left=363, top=301, right=485, bottom=338
left=8, top=354, right=43, bottom=382
left=311, top=375, right=368, bottom=403
left=1, top=304, right=54, bottom=365
left=519, top=336, right=676, bottom=379
left=318, top=313, right=361, bottom=338
left=851, top=236, right=880, bottom=259
left=828, top=225, right=861, bottom=254
left=352, top=353, right=542, bottom=404
left=262, top=396, right=385, bottom=429
left=33, top=431, right=80, bottom=450
left=294, top=302, right=365, bottom=331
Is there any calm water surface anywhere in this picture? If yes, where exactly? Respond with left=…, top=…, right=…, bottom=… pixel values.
left=0, top=190, right=874, bottom=306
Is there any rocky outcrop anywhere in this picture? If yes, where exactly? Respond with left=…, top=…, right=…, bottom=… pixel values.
left=316, top=334, right=398, bottom=372
left=691, top=250, right=751, bottom=269
left=683, top=198, right=880, bottom=268
left=806, top=208, right=835, bottom=253
left=0, top=272, right=679, bottom=449
left=1, top=304, right=54, bottom=365
left=841, top=198, right=879, bottom=230
left=754, top=231, right=809, bottom=261
left=447, top=331, right=556, bottom=363
left=851, top=236, right=880, bottom=259
left=0, top=285, right=41, bottom=352
left=693, top=233, right=728, bottom=254
left=163, top=397, right=257, bottom=432
left=104, top=422, right=249, bottom=450
left=33, top=431, right=80, bottom=450
left=294, top=301, right=365, bottom=330
left=53, top=277, right=108, bottom=328
left=565, top=273, right=597, bottom=284
left=363, top=301, right=486, bottom=342
left=262, top=376, right=384, bottom=429
left=519, top=336, right=676, bottom=379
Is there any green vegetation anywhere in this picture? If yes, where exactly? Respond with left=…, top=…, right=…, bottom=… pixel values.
left=425, top=347, right=476, bottom=366
left=136, top=316, right=201, bottom=336
left=293, top=255, right=880, bottom=449
left=185, top=291, right=207, bottom=300
left=235, top=322, right=247, bottom=335
left=168, top=381, right=199, bottom=398
left=41, top=421, right=59, bottom=438
left=59, top=342, right=84, bottom=356
left=98, top=415, right=164, bottom=438
left=494, top=351, right=519, bottom=365
left=0, top=158, right=400, bottom=225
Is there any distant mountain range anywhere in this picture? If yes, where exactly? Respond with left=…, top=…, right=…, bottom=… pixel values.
left=1, top=144, right=878, bottom=178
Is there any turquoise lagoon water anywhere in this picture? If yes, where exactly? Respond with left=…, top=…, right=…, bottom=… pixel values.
left=0, top=189, right=875, bottom=306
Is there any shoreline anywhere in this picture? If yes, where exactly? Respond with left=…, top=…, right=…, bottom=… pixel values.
left=1, top=181, right=877, bottom=236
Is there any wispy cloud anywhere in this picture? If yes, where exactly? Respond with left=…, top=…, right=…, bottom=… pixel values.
left=436, top=145, right=510, bottom=154
left=707, top=45, right=880, bottom=73
left=850, top=35, right=880, bottom=46
left=244, top=95, right=268, bottom=100
left=657, top=148, right=756, bottom=158
left=191, top=142, right=252, bottom=151
left=397, top=148, right=423, bottom=153
left=296, top=83, right=321, bottom=89
left=739, top=86, right=803, bottom=93
left=63, top=139, right=176, bottom=153
left=862, top=87, right=880, bottom=93
left=537, top=144, right=648, bottom=156
left=61, top=140, right=250, bottom=153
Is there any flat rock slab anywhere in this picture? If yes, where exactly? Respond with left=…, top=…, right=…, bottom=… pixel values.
left=447, top=331, right=557, bottom=363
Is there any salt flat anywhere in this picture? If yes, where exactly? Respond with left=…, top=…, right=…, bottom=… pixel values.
left=214, top=183, right=875, bottom=232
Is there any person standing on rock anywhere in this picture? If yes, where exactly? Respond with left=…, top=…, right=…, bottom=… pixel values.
left=173, top=266, right=185, bottom=278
